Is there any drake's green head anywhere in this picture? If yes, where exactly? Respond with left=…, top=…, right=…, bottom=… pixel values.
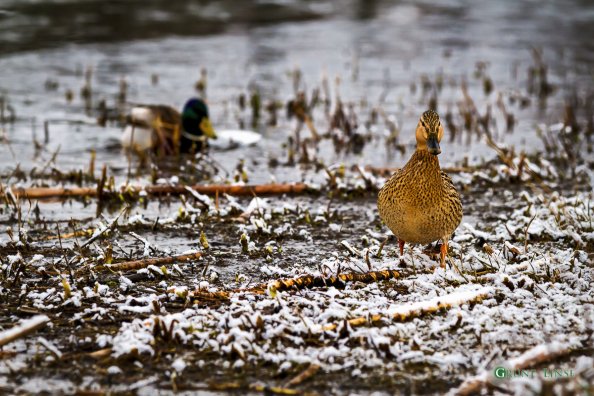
left=181, top=98, right=217, bottom=140
left=415, top=109, right=443, bottom=155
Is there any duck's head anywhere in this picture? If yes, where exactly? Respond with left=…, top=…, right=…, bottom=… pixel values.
left=415, top=109, right=443, bottom=156
left=181, top=98, right=217, bottom=140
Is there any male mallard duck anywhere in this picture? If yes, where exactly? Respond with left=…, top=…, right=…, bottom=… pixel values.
left=121, top=98, right=217, bottom=155
left=377, top=110, right=462, bottom=268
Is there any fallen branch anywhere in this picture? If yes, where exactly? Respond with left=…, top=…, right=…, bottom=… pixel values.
left=87, top=348, right=112, bottom=359
left=285, top=363, right=321, bottom=387
left=7, top=182, right=312, bottom=201
left=101, top=252, right=202, bottom=272
left=453, top=340, right=579, bottom=396
left=189, top=290, right=234, bottom=305
left=208, top=382, right=299, bottom=395
left=322, top=287, right=492, bottom=332
left=0, top=315, right=50, bottom=347
left=44, top=228, right=94, bottom=241
left=269, top=270, right=400, bottom=292
left=249, top=383, right=300, bottom=395
left=188, top=270, right=401, bottom=303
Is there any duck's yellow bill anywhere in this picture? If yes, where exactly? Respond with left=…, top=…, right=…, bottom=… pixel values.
left=200, top=117, right=217, bottom=139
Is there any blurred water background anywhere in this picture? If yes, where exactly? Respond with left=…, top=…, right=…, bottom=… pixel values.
left=0, top=0, right=593, bottom=183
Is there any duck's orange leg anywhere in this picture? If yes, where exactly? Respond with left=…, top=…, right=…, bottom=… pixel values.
left=440, top=240, right=448, bottom=268
left=398, top=239, right=406, bottom=256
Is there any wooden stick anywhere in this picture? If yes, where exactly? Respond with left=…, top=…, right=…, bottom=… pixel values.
left=188, top=270, right=401, bottom=302
left=270, top=270, right=400, bottom=292
left=87, top=348, right=112, bottom=359
left=0, top=315, right=50, bottom=347
left=44, top=228, right=94, bottom=241
left=7, top=182, right=311, bottom=201
left=208, top=382, right=299, bottom=395
left=322, top=287, right=492, bottom=332
left=188, top=290, right=234, bottom=306
left=285, top=363, right=321, bottom=387
left=455, top=340, right=578, bottom=395
left=248, top=384, right=300, bottom=395
left=102, top=252, right=202, bottom=272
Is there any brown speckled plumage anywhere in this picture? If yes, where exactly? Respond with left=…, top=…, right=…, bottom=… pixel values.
left=377, top=110, right=462, bottom=266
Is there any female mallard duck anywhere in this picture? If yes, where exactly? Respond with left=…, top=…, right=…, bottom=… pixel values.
left=121, top=98, right=217, bottom=155
left=377, top=110, right=462, bottom=268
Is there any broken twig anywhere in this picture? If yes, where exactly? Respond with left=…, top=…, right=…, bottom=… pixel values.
left=0, top=315, right=50, bottom=347
left=269, top=270, right=400, bottom=292
left=322, top=287, right=492, bottom=331
left=102, top=252, right=202, bottom=272
left=7, top=182, right=311, bottom=201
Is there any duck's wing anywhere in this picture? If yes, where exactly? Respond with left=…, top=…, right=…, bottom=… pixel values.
left=440, top=170, right=463, bottom=226
left=148, top=105, right=180, bottom=125
left=440, top=170, right=455, bottom=188
left=146, top=105, right=181, bottom=155
left=440, top=170, right=461, bottom=199
left=377, top=167, right=406, bottom=205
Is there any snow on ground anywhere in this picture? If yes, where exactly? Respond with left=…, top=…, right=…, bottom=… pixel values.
left=1, top=160, right=593, bottom=394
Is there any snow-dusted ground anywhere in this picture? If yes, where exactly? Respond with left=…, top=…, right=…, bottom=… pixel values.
left=1, top=156, right=593, bottom=395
